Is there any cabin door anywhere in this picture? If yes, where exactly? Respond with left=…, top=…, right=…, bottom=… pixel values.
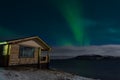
left=0, top=45, right=8, bottom=66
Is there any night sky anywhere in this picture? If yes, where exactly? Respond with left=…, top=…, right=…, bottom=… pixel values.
left=0, top=0, right=120, bottom=46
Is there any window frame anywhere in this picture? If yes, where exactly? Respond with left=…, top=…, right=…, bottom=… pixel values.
left=19, top=45, right=35, bottom=58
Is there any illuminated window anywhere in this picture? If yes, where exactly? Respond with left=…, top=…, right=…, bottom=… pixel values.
left=19, top=46, right=35, bottom=58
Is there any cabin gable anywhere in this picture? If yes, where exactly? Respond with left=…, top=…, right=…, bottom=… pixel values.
left=18, top=40, right=44, bottom=49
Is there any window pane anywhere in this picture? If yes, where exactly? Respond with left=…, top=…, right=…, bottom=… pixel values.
left=19, top=46, right=35, bottom=58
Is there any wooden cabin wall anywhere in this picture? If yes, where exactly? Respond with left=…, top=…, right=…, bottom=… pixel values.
left=9, top=44, right=39, bottom=66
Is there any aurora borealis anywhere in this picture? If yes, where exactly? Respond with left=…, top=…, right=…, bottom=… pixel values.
left=52, top=0, right=86, bottom=46
left=0, top=0, right=120, bottom=46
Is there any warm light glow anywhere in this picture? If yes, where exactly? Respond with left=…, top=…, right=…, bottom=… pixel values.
left=0, top=42, right=7, bottom=45
left=3, top=45, right=8, bottom=55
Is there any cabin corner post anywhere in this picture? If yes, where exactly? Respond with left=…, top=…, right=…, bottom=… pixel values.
left=38, top=47, right=41, bottom=68
left=47, top=50, right=51, bottom=69
left=6, top=44, right=10, bottom=67
left=46, top=50, right=49, bottom=63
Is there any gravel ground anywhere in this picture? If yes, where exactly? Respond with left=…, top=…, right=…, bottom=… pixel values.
left=0, top=68, right=99, bottom=80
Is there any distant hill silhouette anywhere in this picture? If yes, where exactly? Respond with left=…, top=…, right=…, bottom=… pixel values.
left=74, top=55, right=120, bottom=60
left=51, top=45, right=120, bottom=59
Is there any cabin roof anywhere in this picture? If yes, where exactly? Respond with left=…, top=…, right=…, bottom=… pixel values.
left=0, top=36, right=51, bottom=51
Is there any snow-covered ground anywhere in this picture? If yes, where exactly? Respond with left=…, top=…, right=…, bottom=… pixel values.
left=0, top=68, right=98, bottom=80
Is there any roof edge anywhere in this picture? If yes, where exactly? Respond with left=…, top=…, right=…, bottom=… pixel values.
left=0, top=42, right=7, bottom=45
left=6, top=36, right=51, bottom=51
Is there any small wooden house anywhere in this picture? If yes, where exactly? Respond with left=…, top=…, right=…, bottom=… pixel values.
left=0, top=36, right=51, bottom=69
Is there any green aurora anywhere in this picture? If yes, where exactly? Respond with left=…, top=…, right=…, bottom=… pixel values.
left=0, top=0, right=120, bottom=46
left=0, top=26, right=20, bottom=40
left=52, top=0, right=89, bottom=46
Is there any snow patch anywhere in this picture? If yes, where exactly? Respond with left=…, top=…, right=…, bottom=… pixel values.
left=0, top=69, right=98, bottom=80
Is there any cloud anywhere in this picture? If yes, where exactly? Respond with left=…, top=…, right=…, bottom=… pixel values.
left=51, top=45, right=120, bottom=59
